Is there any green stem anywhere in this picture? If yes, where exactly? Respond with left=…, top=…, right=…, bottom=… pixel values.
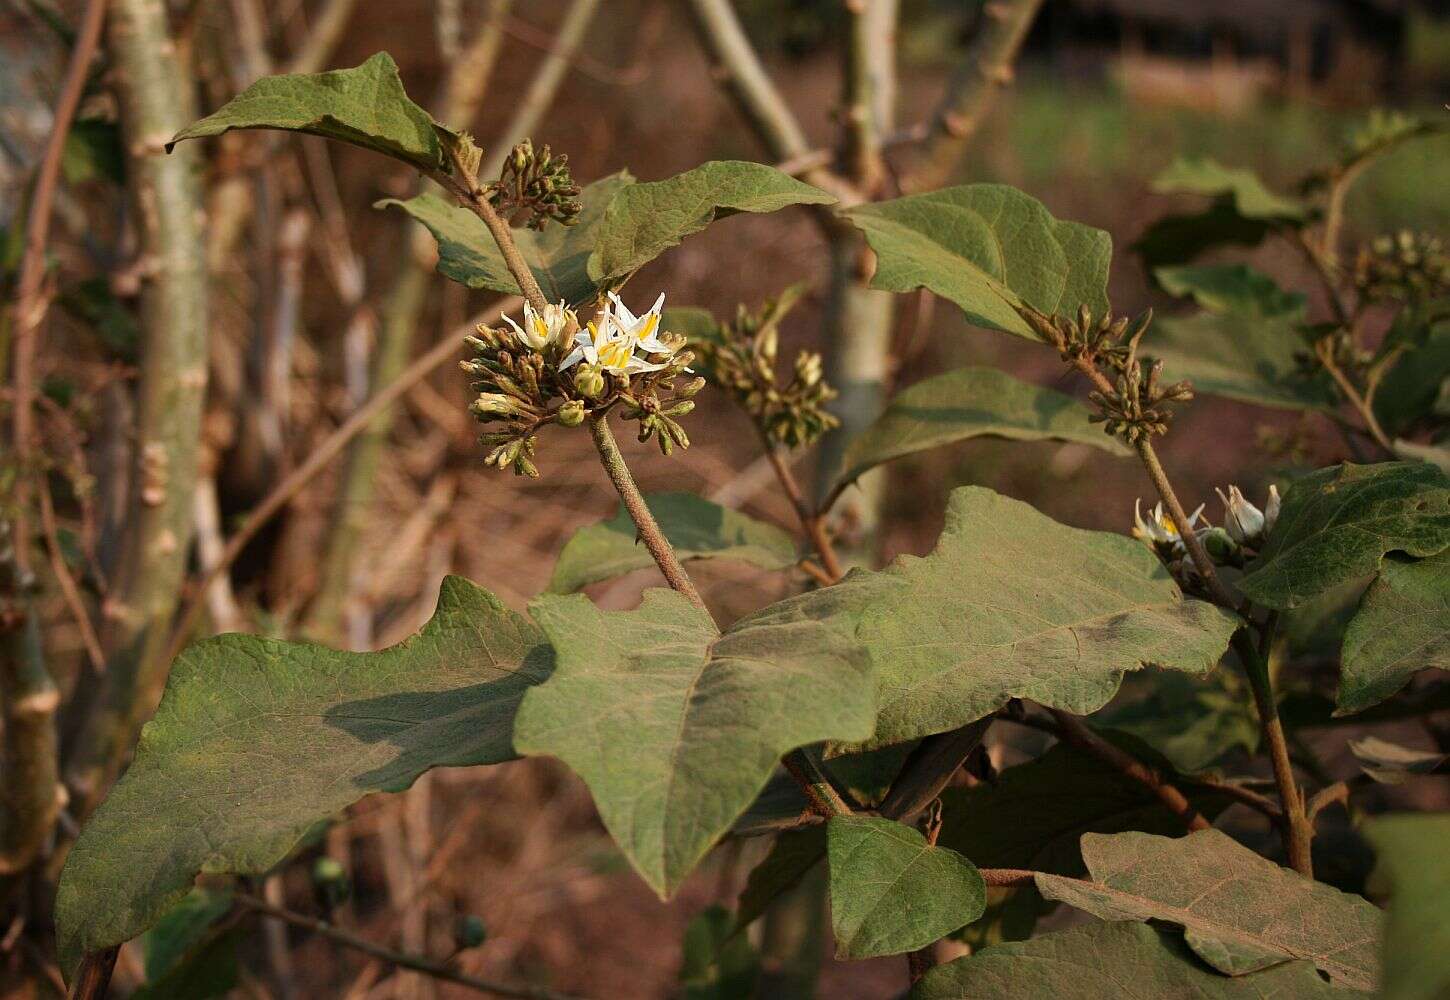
left=586, top=413, right=706, bottom=611
left=0, top=607, right=62, bottom=876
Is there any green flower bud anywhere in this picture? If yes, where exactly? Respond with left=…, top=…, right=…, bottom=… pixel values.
left=1202, top=526, right=1238, bottom=563
left=456, top=915, right=488, bottom=949
left=557, top=399, right=587, bottom=427
left=574, top=363, right=606, bottom=399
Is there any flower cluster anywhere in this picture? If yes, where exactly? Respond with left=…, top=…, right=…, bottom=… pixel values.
left=1355, top=230, right=1450, bottom=304
left=691, top=285, right=838, bottom=449
left=1021, top=305, right=1193, bottom=444
left=1132, top=484, right=1280, bottom=587
left=487, top=139, right=582, bottom=230
left=462, top=292, right=701, bottom=475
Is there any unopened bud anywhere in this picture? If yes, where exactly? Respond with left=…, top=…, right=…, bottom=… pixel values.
left=470, top=392, right=514, bottom=417
left=557, top=399, right=586, bottom=427
left=574, top=364, right=606, bottom=399
left=1202, top=527, right=1238, bottom=563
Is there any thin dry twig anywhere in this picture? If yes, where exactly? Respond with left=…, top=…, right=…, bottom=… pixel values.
left=235, top=894, right=586, bottom=1000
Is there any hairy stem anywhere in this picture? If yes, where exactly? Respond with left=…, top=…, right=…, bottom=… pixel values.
left=1132, top=438, right=1240, bottom=611
left=1234, top=632, right=1313, bottom=875
left=586, top=414, right=707, bottom=610
left=905, top=0, right=1045, bottom=192
left=235, top=894, right=583, bottom=1000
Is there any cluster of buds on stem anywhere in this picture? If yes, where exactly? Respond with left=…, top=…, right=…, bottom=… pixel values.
left=1021, top=304, right=1193, bottom=444
left=691, top=284, right=839, bottom=448
left=463, top=292, right=701, bottom=475
left=1131, top=484, right=1280, bottom=589
left=1354, top=230, right=1450, bottom=304
left=487, top=139, right=581, bottom=230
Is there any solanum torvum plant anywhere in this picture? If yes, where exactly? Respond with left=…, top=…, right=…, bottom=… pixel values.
left=56, top=54, right=1449, bottom=999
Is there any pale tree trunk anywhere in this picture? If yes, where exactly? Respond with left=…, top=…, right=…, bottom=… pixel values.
left=69, top=0, right=208, bottom=809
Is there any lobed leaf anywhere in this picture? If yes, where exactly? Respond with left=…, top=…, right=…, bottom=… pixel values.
left=379, top=172, right=633, bottom=305
left=826, top=816, right=985, bottom=959
left=1151, top=157, right=1311, bottom=223
left=735, top=486, right=1240, bottom=750
left=513, top=590, right=875, bottom=897
left=832, top=366, right=1128, bottom=494
left=1238, top=462, right=1450, bottom=610
left=1338, top=551, right=1450, bottom=714
left=1036, top=829, right=1382, bottom=990
left=587, top=161, right=835, bottom=287
left=1132, top=202, right=1273, bottom=271
left=842, top=184, right=1112, bottom=339
left=168, top=53, right=446, bottom=171
left=912, top=921, right=1355, bottom=999
left=547, top=493, right=798, bottom=594
left=1364, top=812, right=1450, bottom=1000
left=56, top=578, right=550, bottom=968
left=1149, top=264, right=1335, bottom=411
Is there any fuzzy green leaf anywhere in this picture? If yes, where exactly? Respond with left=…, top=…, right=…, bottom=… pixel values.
left=56, top=578, right=550, bottom=968
left=843, top=184, right=1112, bottom=339
left=1132, top=202, right=1273, bottom=271
left=937, top=737, right=1232, bottom=876
left=1096, top=672, right=1260, bottom=774
left=169, top=53, right=445, bottom=170
left=379, top=172, right=633, bottom=305
left=1036, top=830, right=1382, bottom=990
left=514, top=590, right=875, bottom=897
left=736, top=487, right=1239, bottom=750
left=1149, top=264, right=1335, bottom=411
left=826, top=816, right=985, bottom=959
left=1151, top=157, right=1310, bottom=223
left=1365, top=812, right=1450, bottom=1000
left=547, top=493, right=798, bottom=593
left=1238, top=462, right=1450, bottom=610
left=913, top=921, right=1354, bottom=999
left=834, top=367, right=1127, bottom=492
left=1338, top=551, right=1450, bottom=713
left=588, top=161, right=834, bottom=287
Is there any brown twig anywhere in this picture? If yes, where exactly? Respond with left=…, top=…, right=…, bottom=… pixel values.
left=37, top=479, right=105, bottom=672
left=66, top=945, right=119, bottom=1000
left=761, top=436, right=846, bottom=583
left=1044, top=709, right=1211, bottom=832
left=235, top=894, right=585, bottom=1000
left=10, top=0, right=109, bottom=579
left=1314, top=339, right=1394, bottom=454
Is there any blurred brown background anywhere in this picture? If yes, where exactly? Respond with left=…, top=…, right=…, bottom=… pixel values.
left=2, top=0, right=1448, bottom=996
